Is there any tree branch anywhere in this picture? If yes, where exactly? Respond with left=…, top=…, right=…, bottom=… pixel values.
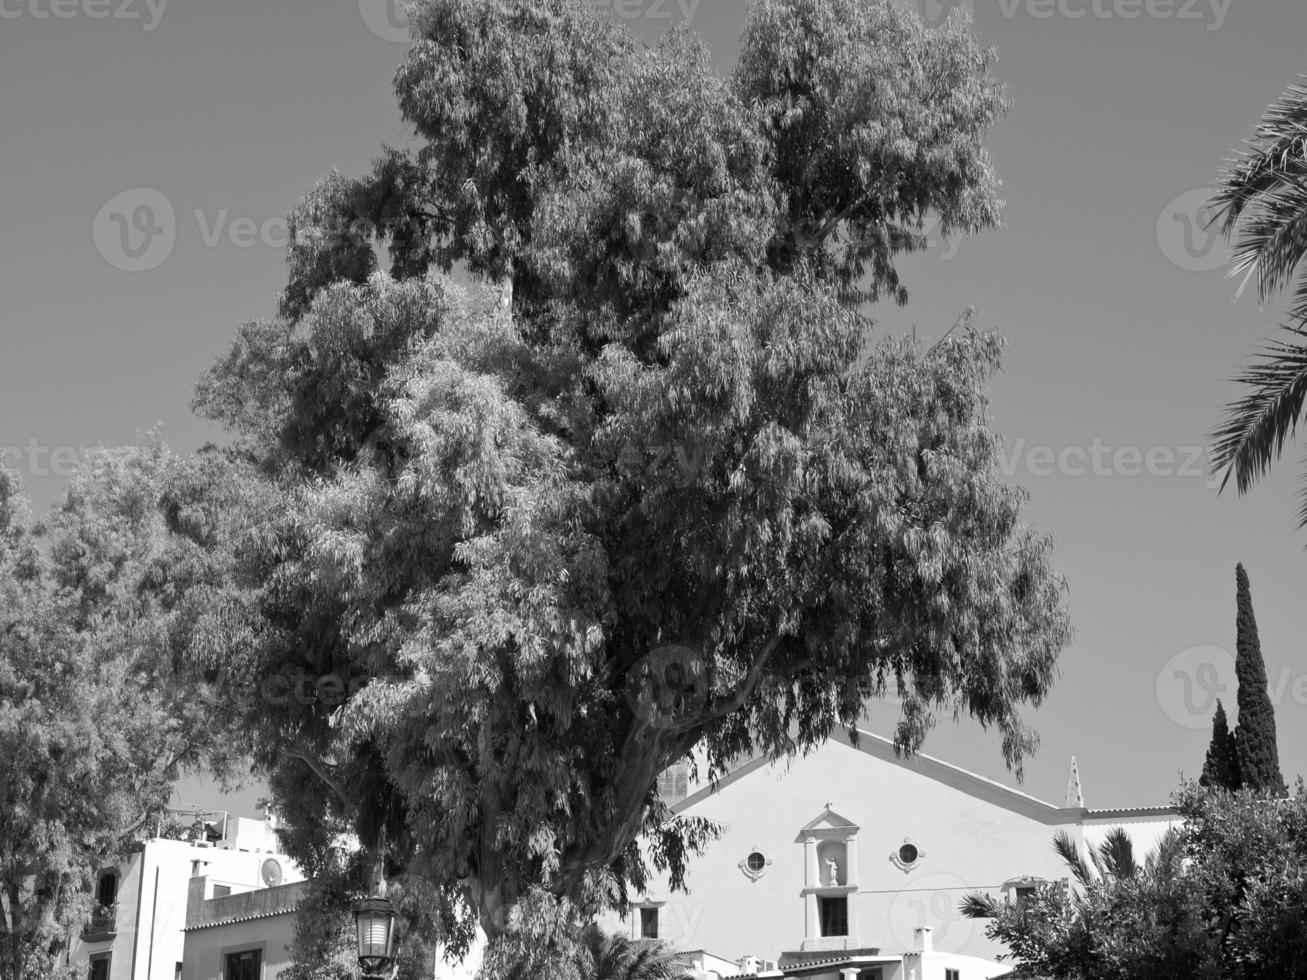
left=281, top=748, right=352, bottom=809
left=673, top=633, right=786, bottom=734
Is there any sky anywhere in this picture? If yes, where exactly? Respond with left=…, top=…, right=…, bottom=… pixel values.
left=2, top=0, right=1306, bottom=821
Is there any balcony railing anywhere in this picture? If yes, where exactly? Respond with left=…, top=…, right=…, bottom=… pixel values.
left=82, top=904, right=117, bottom=939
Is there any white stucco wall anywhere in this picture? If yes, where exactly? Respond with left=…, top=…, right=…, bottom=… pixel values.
left=181, top=913, right=296, bottom=980
left=604, top=730, right=1094, bottom=964
left=69, top=833, right=303, bottom=980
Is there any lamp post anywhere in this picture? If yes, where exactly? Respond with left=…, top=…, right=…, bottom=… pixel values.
left=354, top=894, right=399, bottom=979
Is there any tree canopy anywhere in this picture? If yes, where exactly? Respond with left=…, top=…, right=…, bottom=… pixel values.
left=0, top=444, right=243, bottom=980
left=181, top=0, right=1070, bottom=963
left=963, top=783, right=1307, bottom=980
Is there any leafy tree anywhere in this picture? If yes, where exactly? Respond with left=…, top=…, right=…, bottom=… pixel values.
left=186, top=0, right=1070, bottom=962
left=475, top=895, right=694, bottom=980
left=962, top=783, right=1307, bottom=980
left=1199, top=699, right=1239, bottom=790
left=962, top=827, right=1206, bottom=980
left=280, top=875, right=437, bottom=980
left=1208, top=78, right=1307, bottom=526
left=571, top=925, right=695, bottom=980
left=0, top=444, right=242, bottom=980
left=1231, top=564, right=1285, bottom=795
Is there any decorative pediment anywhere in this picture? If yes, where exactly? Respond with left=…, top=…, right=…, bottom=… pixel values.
left=800, top=802, right=860, bottom=835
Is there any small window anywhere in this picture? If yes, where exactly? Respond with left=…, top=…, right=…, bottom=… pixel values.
left=95, top=872, right=117, bottom=908
left=88, top=954, right=110, bottom=980
left=225, top=949, right=262, bottom=980
left=212, top=885, right=231, bottom=899
left=656, top=763, right=690, bottom=804
left=819, top=896, right=848, bottom=937
left=945, top=970, right=960, bottom=980
left=897, top=844, right=918, bottom=865
left=1015, top=885, right=1036, bottom=906
left=746, top=851, right=767, bottom=873
left=639, top=907, right=659, bottom=939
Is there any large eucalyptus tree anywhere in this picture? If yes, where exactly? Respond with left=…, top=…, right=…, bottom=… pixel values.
left=180, top=0, right=1071, bottom=961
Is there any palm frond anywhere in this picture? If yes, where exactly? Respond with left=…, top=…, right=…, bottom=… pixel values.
left=1143, top=827, right=1184, bottom=881
left=1210, top=327, right=1307, bottom=501
left=959, top=892, right=1001, bottom=919
left=1210, top=79, right=1307, bottom=239
left=1052, top=830, right=1094, bottom=887
left=1096, top=827, right=1137, bottom=881
left=1219, top=174, right=1307, bottom=304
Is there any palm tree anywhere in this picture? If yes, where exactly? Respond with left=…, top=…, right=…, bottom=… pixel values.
left=1208, top=78, right=1307, bottom=526
left=573, top=924, right=697, bottom=980
left=960, top=826, right=1183, bottom=918
left=959, top=828, right=1192, bottom=980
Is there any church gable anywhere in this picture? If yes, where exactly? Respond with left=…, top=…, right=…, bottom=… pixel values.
left=674, top=728, right=1081, bottom=826
left=799, top=805, right=860, bottom=836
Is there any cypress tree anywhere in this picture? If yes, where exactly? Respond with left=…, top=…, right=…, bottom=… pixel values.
left=1232, top=563, right=1286, bottom=795
left=1199, top=699, right=1240, bottom=790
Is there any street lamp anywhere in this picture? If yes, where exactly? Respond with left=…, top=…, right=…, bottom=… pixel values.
left=354, top=895, right=399, bottom=978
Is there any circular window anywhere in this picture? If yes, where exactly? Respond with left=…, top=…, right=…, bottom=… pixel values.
left=740, top=847, right=772, bottom=881
left=898, top=843, right=919, bottom=865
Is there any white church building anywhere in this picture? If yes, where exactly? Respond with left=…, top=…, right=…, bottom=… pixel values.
left=604, top=728, right=1179, bottom=978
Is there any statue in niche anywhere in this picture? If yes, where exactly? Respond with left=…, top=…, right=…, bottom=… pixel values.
left=825, top=857, right=840, bottom=886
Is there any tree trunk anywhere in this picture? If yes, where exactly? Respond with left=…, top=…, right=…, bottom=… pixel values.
left=6, top=880, right=21, bottom=980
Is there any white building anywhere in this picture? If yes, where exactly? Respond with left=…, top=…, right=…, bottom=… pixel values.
left=604, top=728, right=1180, bottom=978
left=180, top=878, right=307, bottom=980
left=69, top=816, right=303, bottom=980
